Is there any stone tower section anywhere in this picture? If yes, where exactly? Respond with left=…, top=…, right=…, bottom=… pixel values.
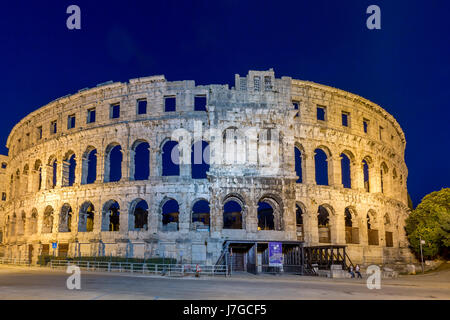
left=207, top=69, right=297, bottom=242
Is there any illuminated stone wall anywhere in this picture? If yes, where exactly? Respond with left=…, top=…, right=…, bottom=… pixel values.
left=0, top=69, right=413, bottom=266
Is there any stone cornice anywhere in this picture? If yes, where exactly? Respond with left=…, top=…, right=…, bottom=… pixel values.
left=291, top=79, right=406, bottom=145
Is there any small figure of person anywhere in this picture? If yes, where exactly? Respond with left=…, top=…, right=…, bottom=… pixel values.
left=355, top=264, right=362, bottom=278
left=349, top=265, right=355, bottom=278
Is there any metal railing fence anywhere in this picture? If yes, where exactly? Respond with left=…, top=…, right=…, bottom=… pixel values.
left=0, top=258, right=31, bottom=266
left=49, top=259, right=227, bottom=277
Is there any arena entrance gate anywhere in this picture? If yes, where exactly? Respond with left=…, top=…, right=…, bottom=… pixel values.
left=216, top=240, right=306, bottom=275
left=216, top=240, right=354, bottom=276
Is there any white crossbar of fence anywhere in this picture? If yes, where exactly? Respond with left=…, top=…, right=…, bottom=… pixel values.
left=0, top=258, right=31, bottom=266
left=49, top=260, right=228, bottom=276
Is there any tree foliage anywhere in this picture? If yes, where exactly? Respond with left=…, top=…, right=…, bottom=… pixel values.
left=405, top=188, right=450, bottom=259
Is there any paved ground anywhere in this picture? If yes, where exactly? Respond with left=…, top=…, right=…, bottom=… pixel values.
left=0, top=265, right=449, bottom=300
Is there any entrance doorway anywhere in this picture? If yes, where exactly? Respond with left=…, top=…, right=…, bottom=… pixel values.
left=225, top=240, right=304, bottom=275
left=28, top=244, right=34, bottom=263
left=230, top=244, right=250, bottom=272
left=231, top=252, right=245, bottom=271
left=58, top=243, right=69, bottom=257
left=41, top=244, right=50, bottom=256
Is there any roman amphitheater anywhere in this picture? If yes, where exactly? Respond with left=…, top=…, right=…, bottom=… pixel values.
left=0, top=69, right=415, bottom=271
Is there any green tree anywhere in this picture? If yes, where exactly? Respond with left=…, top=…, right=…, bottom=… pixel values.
left=405, top=188, right=450, bottom=259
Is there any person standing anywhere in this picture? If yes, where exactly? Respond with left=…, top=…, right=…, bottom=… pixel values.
left=355, top=264, right=362, bottom=278
left=349, top=265, right=355, bottom=278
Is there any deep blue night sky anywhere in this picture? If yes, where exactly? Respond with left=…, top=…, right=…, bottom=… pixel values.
left=0, top=0, right=448, bottom=207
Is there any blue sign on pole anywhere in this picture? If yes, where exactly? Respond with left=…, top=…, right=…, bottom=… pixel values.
left=268, top=242, right=283, bottom=267
left=52, top=242, right=57, bottom=249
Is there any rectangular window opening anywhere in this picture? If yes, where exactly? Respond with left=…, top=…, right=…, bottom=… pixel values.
left=137, top=99, right=147, bottom=115
left=317, top=106, right=326, bottom=121
left=264, top=76, right=272, bottom=91
left=254, top=76, right=261, bottom=92
left=37, top=126, right=43, bottom=140
left=110, top=103, right=120, bottom=119
left=164, top=96, right=176, bottom=112
left=194, top=95, right=207, bottom=111
left=342, top=112, right=349, bottom=127
left=67, top=114, right=76, bottom=129
left=50, top=120, right=57, bottom=134
left=293, top=101, right=300, bottom=118
left=363, top=119, right=369, bottom=133
left=240, top=78, right=247, bottom=91
left=87, top=108, right=96, bottom=124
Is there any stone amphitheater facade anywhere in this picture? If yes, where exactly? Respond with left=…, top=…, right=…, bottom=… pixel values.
left=0, top=69, right=414, bottom=266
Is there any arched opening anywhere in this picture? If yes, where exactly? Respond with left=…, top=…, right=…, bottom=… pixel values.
left=223, top=200, right=243, bottom=229
left=50, top=158, right=57, bottom=188
left=161, top=199, right=179, bottom=231
left=392, top=168, right=398, bottom=197
left=9, top=174, right=13, bottom=199
left=191, top=141, right=210, bottom=179
left=162, top=140, right=180, bottom=176
left=294, top=147, right=303, bottom=183
left=257, top=128, right=278, bottom=168
left=192, top=199, right=210, bottom=230
left=384, top=213, right=394, bottom=247
left=9, top=214, right=16, bottom=236
left=102, top=200, right=120, bottom=231
left=14, top=170, right=20, bottom=198
left=17, top=211, right=25, bottom=235
left=296, top=204, right=304, bottom=240
left=29, top=209, right=38, bottom=235
left=345, top=208, right=352, bottom=227
left=62, top=151, right=76, bottom=187
left=318, top=205, right=331, bottom=243
left=223, top=127, right=245, bottom=165
left=34, top=160, right=42, bottom=191
left=22, top=165, right=29, bottom=194
left=42, top=206, right=54, bottom=233
left=59, top=203, right=73, bottom=232
left=362, top=158, right=370, bottom=192
left=79, top=201, right=95, bottom=232
left=257, top=201, right=275, bottom=230
left=105, top=144, right=122, bottom=182
left=340, top=153, right=351, bottom=188
left=345, top=207, right=359, bottom=244
left=130, top=199, right=148, bottom=231
left=367, top=211, right=379, bottom=246
left=4, top=216, right=10, bottom=237
left=380, top=162, right=389, bottom=194
left=314, top=148, right=329, bottom=186
left=82, top=147, right=97, bottom=184
left=133, top=141, right=150, bottom=180
left=68, top=154, right=76, bottom=186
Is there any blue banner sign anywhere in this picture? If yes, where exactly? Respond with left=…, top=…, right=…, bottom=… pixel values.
left=268, top=242, right=283, bottom=267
